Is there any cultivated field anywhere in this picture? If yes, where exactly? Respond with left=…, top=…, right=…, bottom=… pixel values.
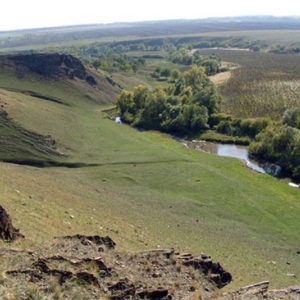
left=199, top=49, right=300, bottom=120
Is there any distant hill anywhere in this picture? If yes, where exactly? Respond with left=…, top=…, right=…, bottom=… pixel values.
left=1, top=16, right=300, bottom=53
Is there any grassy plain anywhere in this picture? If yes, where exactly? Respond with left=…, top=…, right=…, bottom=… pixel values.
left=0, top=68, right=300, bottom=291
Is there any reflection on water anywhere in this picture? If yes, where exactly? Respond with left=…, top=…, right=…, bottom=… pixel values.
left=217, top=145, right=266, bottom=173
left=185, top=141, right=269, bottom=174
left=217, top=144, right=248, bottom=160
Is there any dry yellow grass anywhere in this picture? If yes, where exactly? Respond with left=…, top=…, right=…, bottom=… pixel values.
left=210, top=71, right=232, bottom=85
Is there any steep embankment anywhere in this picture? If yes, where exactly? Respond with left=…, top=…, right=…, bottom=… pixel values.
left=0, top=53, right=122, bottom=165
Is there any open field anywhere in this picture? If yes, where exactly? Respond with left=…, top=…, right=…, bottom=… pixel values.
left=199, top=49, right=300, bottom=120
left=0, top=65, right=300, bottom=291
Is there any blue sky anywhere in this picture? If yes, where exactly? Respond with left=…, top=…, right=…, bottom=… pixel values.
left=1, top=0, right=299, bottom=31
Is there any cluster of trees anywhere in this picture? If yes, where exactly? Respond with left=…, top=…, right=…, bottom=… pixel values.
left=249, top=108, right=300, bottom=178
left=116, top=66, right=222, bottom=135
left=193, top=37, right=262, bottom=51
left=207, top=108, right=300, bottom=178
left=151, top=67, right=181, bottom=81
left=209, top=114, right=271, bottom=142
left=169, top=50, right=224, bottom=76
left=86, top=53, right=145, bottom=73
left=270, top=44, right=300, bottom=54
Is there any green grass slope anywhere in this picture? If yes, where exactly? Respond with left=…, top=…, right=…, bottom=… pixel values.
left=0, top=60, right=300, bottom=291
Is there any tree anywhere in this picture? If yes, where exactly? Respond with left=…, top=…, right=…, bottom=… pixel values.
left=160, top=68, right=171, bottom=78
left=116, top=90, right=135, bottom=115
left=136, top=89, right=167, bottom=130
left=200, top=59, right=220, bottom=76
left=249, top=125, right=300, bottom=178
left=132, top=85, right=150, bottom=110
left=183, top=66, right=209, bottom=90
left=282, top=108, right=300, bottom=129
left=171, top=69, right=181, bottom=82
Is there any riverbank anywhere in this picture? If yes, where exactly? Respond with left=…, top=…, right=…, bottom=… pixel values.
left=182, top=139, right=300, bottom=187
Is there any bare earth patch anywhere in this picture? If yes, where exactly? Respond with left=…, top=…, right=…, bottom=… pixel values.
left=210, top=71, right=231, bottom=85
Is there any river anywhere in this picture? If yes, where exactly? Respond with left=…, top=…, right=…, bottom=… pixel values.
left=183, top=140, right=281, bottom=175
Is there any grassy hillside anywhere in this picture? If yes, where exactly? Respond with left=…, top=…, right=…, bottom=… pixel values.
left=0, top=54, right=122, bottom=164
left=1, top=58, right=300, bottom=292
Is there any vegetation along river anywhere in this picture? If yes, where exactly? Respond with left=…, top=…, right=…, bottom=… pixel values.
left=183, top=140, right=282, bottom=176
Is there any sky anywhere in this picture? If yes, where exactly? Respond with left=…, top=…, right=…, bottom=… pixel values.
left=1, top=0, right=299, bottom=31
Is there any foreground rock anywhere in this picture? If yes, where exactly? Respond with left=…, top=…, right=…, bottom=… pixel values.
left=0, top=205, right=24, bottom=241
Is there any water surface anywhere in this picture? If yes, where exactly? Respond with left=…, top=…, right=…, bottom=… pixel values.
left=185, top=141, right=266, bottom=173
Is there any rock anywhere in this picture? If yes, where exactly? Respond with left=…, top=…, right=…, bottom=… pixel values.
left=86, top=75, right=97, bottom=85
left=99, top=270, right=106, bottom=278
left=108, top=279, right=135, bottom=299
left=152, top=272, right=162, bottom=278
left=178, top=253, right=232, bottom=288
left=221, top=281, right=269, bottom=299
left=76, top=271, right=100, bottom=286
left=58, top=234, right=116, bottom=249
left=137, top=287, right=169, bottom=299
left=0, top=205, right=24, bottom=241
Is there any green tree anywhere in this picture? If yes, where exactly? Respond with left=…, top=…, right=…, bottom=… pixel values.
left=160, top=68, right=171, bottom=78
left=200, top=59, right=220, bottom=76
left=171, top=69, right=181, bottom=82
left=183, top=66, right=209, bottom=90
left=115, top=90, right=135, bottom=122
left=249, top=125, right=300, bottom=178
left=282, top=108, right=300, bottom=129
left=132, top=85, right=150, bottom=110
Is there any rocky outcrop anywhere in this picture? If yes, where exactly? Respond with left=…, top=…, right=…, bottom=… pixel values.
left=0, top=205, right=24, bottom=241
left=220, top=281, right=300, bottom=299
left=5, top=53, right=97, bottom=85
left=2, top=234, right=231, bottom=299
left=57, top=234, right=116, bottom=249
left=220, top=281, right=269, bottom=299
left=4, top=231, right=300, bottom=299
left=176, top=252, right=232, bottom=288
